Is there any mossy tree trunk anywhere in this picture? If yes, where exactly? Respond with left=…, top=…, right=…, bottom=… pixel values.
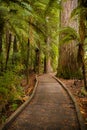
left=12, top=35, right=18, bottom=64
left=26, top=38, right=30, bottom=84
left=5, top=32, right=12, bottom=70
left=0, top=32, right=3, bottom=72
left=38, top=43, right=41, bottom=74
left=44, top=16, right=53, bottom=74
left=57, top=0, right=80, bottom=79
left=44, top=56, right=46, bottom=73
left=44, top=36, right=53, bottom=73
left=13, top=35, right=18, bottom=53
left=79, top=0, right=87, bottom=90
left=0, top=17, right=4, bottom=72
left=35, top=45, right=41, bottom=74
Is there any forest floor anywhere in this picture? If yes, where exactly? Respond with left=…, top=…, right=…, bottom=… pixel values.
left=59, top=78, right=87, bottom=127
left=21, top=73, right=36, bottom=101
left=0, top=73, right=36, bottom=126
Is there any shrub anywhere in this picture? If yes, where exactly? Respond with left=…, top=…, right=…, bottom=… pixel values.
left=0, top=70, right=24, bottom=112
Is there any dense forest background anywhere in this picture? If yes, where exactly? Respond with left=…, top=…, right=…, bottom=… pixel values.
left=0, top=0, right=87, bottom=124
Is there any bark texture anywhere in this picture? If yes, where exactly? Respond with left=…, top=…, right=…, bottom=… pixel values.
left=5, top=32, right=12, bottom=70
left=57, top=0, right=81, bottom=79
left=45, top=36, right=53, bottom=73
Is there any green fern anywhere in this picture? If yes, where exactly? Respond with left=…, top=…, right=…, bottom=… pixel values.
left=59, top=26, right=80, bottom=44
left=71, top=6, right=87, bottom=19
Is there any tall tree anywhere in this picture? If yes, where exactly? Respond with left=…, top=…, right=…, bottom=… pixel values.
left=5, top=32, right=12, bottom=70
left=57, top=0, right=80, bottom=79
left=45, top=17, right=52, bottom=73
left=56, top=0, right=87, bottom=90
left=78, top=0, right=87, bottom=90
left=44, top=0, right=60, bottom=73
left=26, top=38, right=30, bottom=84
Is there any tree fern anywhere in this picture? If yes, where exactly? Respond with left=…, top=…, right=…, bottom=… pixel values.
left=71, top=5, right=87, bottom=19
left=45, top=0, right=61, bottom=15
left=59, top=26, right=80, bottom=44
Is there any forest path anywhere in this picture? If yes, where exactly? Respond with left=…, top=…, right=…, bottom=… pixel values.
left=7, top=74, right=80, bottom=130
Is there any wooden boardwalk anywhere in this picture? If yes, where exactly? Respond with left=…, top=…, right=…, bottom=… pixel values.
left=5, top=74, right=80, bottom=130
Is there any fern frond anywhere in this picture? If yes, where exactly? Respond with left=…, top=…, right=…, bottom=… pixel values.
left=33, top=1, right=46, bottom=11
left=28, top=21, right=46, bottom=37
left=71, top=5, right=87, bottom=19
left=45, top=0, right=61, bottom=15
left=2, top=0, right=33, bottom=12
left=60, top=35, right=76, bottom=45
left=59, top=26, right=81, bottom=45
left=59, top=26, right=79, bottom=41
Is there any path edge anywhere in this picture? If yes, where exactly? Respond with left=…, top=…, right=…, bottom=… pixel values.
left=52, top=75, right=87, bottom=130
left=0, top=75, right=38, bottom=130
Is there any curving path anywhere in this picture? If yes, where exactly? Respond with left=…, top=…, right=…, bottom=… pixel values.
left=6, top=74, right=80, bottom=130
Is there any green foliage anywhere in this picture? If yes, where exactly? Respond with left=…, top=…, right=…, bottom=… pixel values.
left=57, top=1, right=87, bottom=82
left=58, top=66, right=83, bottom=79
left=81, top=87, right=87, bottom=96
left=59, top=26, right=80, bottom=45
left=1, top=115, right=7, bottom=123
left=45, top=0, right=61, bottom=15
left=0, top=70, right=24, bottom=105
left=11, top=103, right=18, bottom=111
left=71, top=5, right=87, bottom=19
left=0, top=0, right=61, bottom=113
left=51, top=43, right=58, bottom=71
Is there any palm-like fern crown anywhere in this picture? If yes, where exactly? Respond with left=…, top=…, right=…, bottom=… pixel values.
left=59, top=0, right=87, bottom=45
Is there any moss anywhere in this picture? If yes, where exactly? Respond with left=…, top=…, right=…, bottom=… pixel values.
left=81, top=87, right=87, bottom=97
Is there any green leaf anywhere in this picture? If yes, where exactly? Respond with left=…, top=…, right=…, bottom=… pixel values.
left=71, top=5, right=87, bottom=19
left=59, top=26, right=79, bottom=41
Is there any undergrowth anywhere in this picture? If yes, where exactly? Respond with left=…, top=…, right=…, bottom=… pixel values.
left=0, top=67, right=24, bottom=124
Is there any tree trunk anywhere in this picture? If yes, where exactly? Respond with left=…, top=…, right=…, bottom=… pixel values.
left=35, top=48, right=40, bottom=74
left=38, top=47, right=41, bottom=74
left=26, top=38, right=30, bottom=84
left=44, top=56, right=46, bottom=73
left=79, top=4, right=87, bottom=90
left=57, top=0, right=80, bottom=79
left=5, top=33, right=12, bottom=70
left=13, top=35, right=18, bottom=53
left=0, top=32, right=3, bottom=72
left=30, top=45, right=34, bottom=70
left=45, top=36, right=53, bottom=73
left=0, top=16, right=4, bottom=72
left=12, top=35, right=18, bottom=64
